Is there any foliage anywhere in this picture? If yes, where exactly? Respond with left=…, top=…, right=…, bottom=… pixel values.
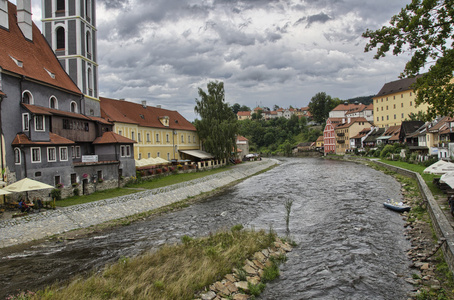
left=231, top=103, right=251, bottom=114
left=363, top=0, right=454, bottom=120
left=194, top=81, right=239, bottom=160
left=33, top=229, right=277, bottom=300
left=308, top=92, right=341, bottom=124
left=50, top=189, right=61, bottom=201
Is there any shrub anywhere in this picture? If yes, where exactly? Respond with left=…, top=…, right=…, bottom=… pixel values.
left=73, top=188, right=80, bottom=196
left=380, top=144, right=394, bottom=159
left=373, top=149, right=381, bottom=157
left=50, top=188, right=61, bottom=201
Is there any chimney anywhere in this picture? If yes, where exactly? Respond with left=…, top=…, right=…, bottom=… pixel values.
left=141, top=100, right=147, bottom=108
left=17, top=0, right=33, bottom=41
left=0, top=0, right=8, bottom=30
left=156, top=105, right=161, bottom=109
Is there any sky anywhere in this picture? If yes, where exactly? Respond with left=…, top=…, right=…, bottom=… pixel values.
left=19, top=0, right=412, bottom=121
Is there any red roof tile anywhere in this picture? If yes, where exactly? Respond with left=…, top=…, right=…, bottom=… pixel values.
left=93, top=131, right=135, bottom=144
left=100, top=97, right=196, bottom=131
left=88, top=116, right=113, bottom=125
left=237, top=111, right=251, bottom=116
left=12, top=132, right=75, bottom=146
left=0, top=2, right=81, bottom=95
left=22, top=103, right=91, bottom=120
left=237, top=135, right=248, bottom=141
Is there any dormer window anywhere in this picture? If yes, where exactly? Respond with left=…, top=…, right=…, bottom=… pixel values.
left=44, top=68, right=56, bottom=79
left=159, top=116, right=169, bottom=127
left=9, top=55, right=23, bottom=68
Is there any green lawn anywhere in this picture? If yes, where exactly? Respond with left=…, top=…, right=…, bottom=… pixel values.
left=56, top=165, right=238, bottom=207
left=378, top=159, right=444, bottom=197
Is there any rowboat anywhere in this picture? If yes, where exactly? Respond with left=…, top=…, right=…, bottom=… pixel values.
left=383, top=199, right=411, bottom=213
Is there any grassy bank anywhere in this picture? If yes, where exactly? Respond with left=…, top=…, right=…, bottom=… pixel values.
left=21, top=228, right=278, bottom=300
left=57, top=165, right=237, bottom=207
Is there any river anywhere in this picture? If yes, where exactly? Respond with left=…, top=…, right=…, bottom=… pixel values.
left=0, top=157, right=412, bottom=299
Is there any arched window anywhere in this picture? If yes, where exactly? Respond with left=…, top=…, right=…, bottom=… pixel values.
left=22, top=91, right=33, bottom=104
left=70, top=101, right=78, bottom=113
left=49, top=96, right=58, bottom=109
left=56, top=27, right=65, bottom=49
left=14, top=148, right=21, bottom=164
left=86, top=31, right=91, bottom=54
left=56, top=0, right=65, bottom=11
left=87, top=68, right=93, bottom=96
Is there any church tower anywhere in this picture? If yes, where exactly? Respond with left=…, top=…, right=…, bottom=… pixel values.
left=42, top=0, right=99, bottom=116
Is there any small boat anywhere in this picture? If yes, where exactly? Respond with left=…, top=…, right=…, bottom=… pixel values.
left=383, top=199, right=411, bottom=212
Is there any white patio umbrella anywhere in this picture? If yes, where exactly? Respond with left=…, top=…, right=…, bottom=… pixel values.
left=0, top=189, right=11, bottom=195
left=423, top=160, right=454, bottom=175
left=3, top=178, right=54, bottom=192
left=440, top=172, right=454, bottom=189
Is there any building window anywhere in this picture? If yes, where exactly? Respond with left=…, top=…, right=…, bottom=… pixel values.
left=393, top=96, right=395, bottom=99
left=386, top=106, right=388, bottom=110
left=166, top=134, right=169, bottom=143
left=376, top=99, right=378, bottom=104
left=86, top=31, right=91, bottom=54
left=386, top=115, right=389, bottom=120
left=14, top=148, right=21, bottom=165
left=60, top=147, right=68, bottom=161
left=401, top=94, right=403, bottom=98
left=47, top=147, right=57, bottom=162
left=138, top=153, right=142, bottom=159
left=381, top=107, right=383, bottom=111
left=56, top=0, right=65, bottom=11
left=188, top=135, right=191, bottom=143
left=131, top=131, right=135, bottom=141
left=22, top=91, right=33, bottom=104
left=138, top=133, right=141, bottom=142
left=120, top=145, right=131, bottom=157
left=22, top=113, right=29, bottom=131
left=87, top=68, right=93, bottom=96
left=401, top=113, right=404, bottom=118
left=147, top=133, right=150, bottom=142
left=75, top=146, right=81, bottom=158
left=35, top=115, right=45, bottom=131
left=401, top=103, right=404, bottom=108
left=54, top=175, right=61, bottom=186
left=193, top=135, right=196, bottom=143
left=376, top=108, right=379, bottom=112
left=410, top=92, right=412, bottom=96
left=97, top=170, right=102, bottom=180
left=157, top=152, right=160, bottom=157
left=35, top=172, right=42, bottom=177
left=381, top=98, right=383, bottom=102
left=70, top=101, right=78, bottom=113
left=118, top=130, right=122, bottom=135
left=181, top=135, right=184, bottom=143
left=156, top=133, right=160, bottom=142
left=381, top=116, right=384, bottom=121
left=126, top=145, right=130, bottom=157
left=85, top=0, right=91, bottom=20
left=49, top=96, right=58, bottom=109
left=394, top=114, right=396, bottom=119
left=393, top=104, right=396, bottom=109
left=167, top=153, right=170, bottom=160
left=56, top=27, right=65, bottom=49
left=410, top=101, right=413, bottom=106
left=71, top=173, right=77, bottom=185
left=31, top=147, right=41, bottom=163
left=148, top=153, right=151, bottom=158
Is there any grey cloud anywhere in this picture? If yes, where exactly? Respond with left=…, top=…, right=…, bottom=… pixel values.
left=306, top=13, right=332, bottom=27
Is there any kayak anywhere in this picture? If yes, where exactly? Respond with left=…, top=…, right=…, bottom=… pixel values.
left=383, top=199, right=411, bottom=212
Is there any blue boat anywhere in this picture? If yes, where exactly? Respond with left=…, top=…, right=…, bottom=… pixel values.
left=383, top=199, right=411, bottom=212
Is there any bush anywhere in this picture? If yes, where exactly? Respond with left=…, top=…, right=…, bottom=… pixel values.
left=373, top=149, right=381, bottom=157
left=73, top=188, right=80, bottom=196
left=380, top=144, right=394, bottom=159
left=50, top=188, right=61, bottom=201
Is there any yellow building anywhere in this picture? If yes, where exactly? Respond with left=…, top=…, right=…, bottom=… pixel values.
left=100, top=97, right=200, bottom=161
left=373, top=76, right=429, bottom=128
left=334, top=118, right=372, bottom=154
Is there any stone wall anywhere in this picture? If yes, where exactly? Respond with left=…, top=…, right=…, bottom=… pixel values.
left=0, top=159, right=278, bottom=248
left=373, top=161, right=454, bottom=274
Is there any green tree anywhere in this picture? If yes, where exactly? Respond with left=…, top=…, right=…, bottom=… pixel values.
left=231, top=103, right=241, bottom=114
left=273, top=104, right=280, bottom=111
left=308, top=92, right=339, bottom=124
left=363, top=0, right=454, bottom=119
left=240, top=105, right=251, bottom=111
left=252, top=110, right=263, bottom=120
left=194, top=81, right=239, bottom=160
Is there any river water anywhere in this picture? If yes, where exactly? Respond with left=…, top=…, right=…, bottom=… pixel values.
left=0, top=158, right=412, bottom=299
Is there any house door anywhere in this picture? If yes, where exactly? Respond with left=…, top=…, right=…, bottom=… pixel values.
left=82, top=179, right=88, bottom=195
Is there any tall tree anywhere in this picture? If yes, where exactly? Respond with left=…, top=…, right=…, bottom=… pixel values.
left=363, top=0, right=454, bottom=119
left=231, top=103, right=241, bottom=114
left=308, top=92, right=339, bottom=124
left=240, top=105, right=251, bottom=111
left=194, top=81, right=239, bottom=160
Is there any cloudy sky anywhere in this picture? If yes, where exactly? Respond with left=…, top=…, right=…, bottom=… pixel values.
left=22, top=0, right=411, bottom=121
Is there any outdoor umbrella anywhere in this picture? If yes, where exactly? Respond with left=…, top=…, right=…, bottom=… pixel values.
left=0, top=188, right=11, bottom=195
left=4, top=178, right=54, bottom=192
left=423, top=160, right=454, bottom=175
left=440, top=172, right=454, bottom=189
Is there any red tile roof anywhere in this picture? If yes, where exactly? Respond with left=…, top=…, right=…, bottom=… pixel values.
left=22, top=103, right=91, bottom=120
left=237, top=135, right=248, bottom=141
left=93, top=131, right=135, bottom=144
left=88, top=116, right=113, bottom=125
left=12, top=132, right=75, bottom=146
left=237, top=111, right=251, bottom=116
left=0, top=2, right=81, bottom=95
left=100, top=97, right=196, bottom=131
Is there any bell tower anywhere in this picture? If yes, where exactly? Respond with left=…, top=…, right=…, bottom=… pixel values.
left=41, top=0, right=99, bottom=116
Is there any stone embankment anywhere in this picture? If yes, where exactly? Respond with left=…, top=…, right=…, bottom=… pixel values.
left=0, top=159, right=278, bottom=249
left=197, top=239, right=292, bottom=300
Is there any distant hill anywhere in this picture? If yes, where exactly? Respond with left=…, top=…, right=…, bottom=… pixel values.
left=343, top=95, right=375, bottom=105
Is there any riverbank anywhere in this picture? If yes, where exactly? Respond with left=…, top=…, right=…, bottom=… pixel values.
left=0, top=159, right=279, bottom=250
left=16, top=228, right=292, bottom=300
